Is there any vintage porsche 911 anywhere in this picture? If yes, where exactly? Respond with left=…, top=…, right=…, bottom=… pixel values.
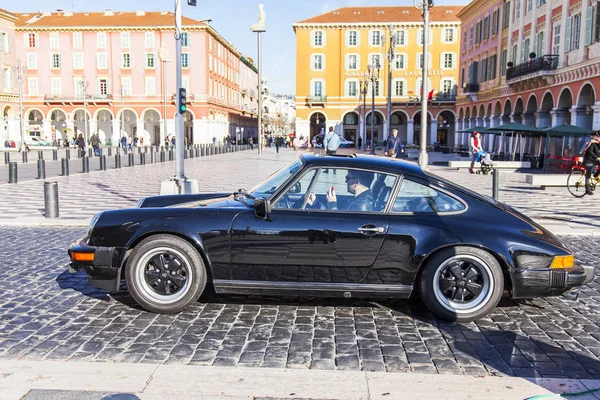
left=68, top=154, right=594, bottom=322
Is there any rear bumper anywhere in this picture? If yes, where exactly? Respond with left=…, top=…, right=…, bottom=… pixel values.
left=67, top=237, right=125, bottom=292
left=511, top=265, right=595, bottom=299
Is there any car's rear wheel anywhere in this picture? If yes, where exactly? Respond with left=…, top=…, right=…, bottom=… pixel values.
left=419, top=247, right=503, bottom=322
left=125, top=235, right=206, bottom=313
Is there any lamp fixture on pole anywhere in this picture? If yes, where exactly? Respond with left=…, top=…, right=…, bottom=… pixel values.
left=158, top=46, right=171, bottom=146
left=12, top=60, right=26, bottom=152
left=120, top=82, right=126, bottom=143
left=382, top=26, right=399, bottom=145
left=250, top=4, right=266, bottom=155
left=367, top=62, right=381, bottom=155
left=81, top=76, right=90, bottom=146
left=415, top=0, right=434, bottom=168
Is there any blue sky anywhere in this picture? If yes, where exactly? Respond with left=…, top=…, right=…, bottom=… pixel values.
left=4, top=0, right=466, bottom=94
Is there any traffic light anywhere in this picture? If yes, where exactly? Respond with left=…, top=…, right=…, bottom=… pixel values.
left=178, top=88, right=187, bottom=114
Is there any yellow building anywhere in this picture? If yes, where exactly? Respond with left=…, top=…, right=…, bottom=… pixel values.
left=293, top=6, right=464, bottom=147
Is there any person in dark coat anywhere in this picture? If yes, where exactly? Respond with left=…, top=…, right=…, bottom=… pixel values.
left=583, top=131, right=600, bottom=195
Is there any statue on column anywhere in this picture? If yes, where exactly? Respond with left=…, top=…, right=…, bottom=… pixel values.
left=250, top=4, right=266, bottom=32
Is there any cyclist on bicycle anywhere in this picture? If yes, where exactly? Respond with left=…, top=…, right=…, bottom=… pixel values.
left=583, top=131, right=600, bottom=196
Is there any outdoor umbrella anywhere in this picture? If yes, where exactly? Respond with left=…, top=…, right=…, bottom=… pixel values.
left=458, top=126, right=488, bottom=133
left=544, top=124, right=591, bottom=138
left=485, top=123, right=546, bottom=161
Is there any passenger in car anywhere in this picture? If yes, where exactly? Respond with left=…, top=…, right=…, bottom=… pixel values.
left=322, top=171, right=375, bottom=211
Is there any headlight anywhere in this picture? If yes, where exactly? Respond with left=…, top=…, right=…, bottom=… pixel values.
left=88, top=212, right=103, bottom=237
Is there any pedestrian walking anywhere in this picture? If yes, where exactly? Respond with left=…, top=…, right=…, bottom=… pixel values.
left=469, top=131, right=483, bottom=174
left=583, top=131, right=600, bottom=196
left=275, top=136, right=281, bottom=153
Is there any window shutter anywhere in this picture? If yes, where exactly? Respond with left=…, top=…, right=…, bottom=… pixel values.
left=23, top=33, right=28, bottom=48
left=565, top=16, right=572, bottom=52
left=368, top=30, right=373, bottom=46
left=428, top=53, right=432, bottom=69
left=322, top=31, right=326, bottom=46
left=585, top=6, right=594, bottom=46
left=310, top=31, right=315, bottom=46
left=356, top=31, right=360, bottom=46
left=440, top=53, right=444, bottom=69
left=322, top=54, right=326, bottom=70
left=345, top=31, right=349, bottom=46
left=6, top=34, right=10, bottom=53
left=344, top=54, right=349, bottom=69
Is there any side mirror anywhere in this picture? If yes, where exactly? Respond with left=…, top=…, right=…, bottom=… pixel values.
left=254, top=197, right=271, bottom=219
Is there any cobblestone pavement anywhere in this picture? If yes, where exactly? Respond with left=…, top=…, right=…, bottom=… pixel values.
left=2, top=226, right=600, bottom=381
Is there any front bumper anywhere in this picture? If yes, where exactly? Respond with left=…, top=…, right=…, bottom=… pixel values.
left=511, top=264, right=595, bottom=299
left=67, top=237, right=124, bottom=292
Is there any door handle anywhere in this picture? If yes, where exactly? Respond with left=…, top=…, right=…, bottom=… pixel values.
left=358, top=226, right=385, bottom=234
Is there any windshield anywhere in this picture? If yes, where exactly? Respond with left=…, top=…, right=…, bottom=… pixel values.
left=250, top=159, right=303, bottom=198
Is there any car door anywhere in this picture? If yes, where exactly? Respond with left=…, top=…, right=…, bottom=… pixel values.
left=228, top=167, right=392, bottom=288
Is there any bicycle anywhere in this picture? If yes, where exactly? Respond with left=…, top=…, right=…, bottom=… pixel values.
left=567, top=162, right=600, bottom=197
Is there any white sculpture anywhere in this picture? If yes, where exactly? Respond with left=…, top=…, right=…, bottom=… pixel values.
left=250, top=4, right=266, bottom=32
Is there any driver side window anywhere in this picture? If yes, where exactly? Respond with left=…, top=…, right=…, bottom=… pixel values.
left=272, top=169, right=318, bottom=210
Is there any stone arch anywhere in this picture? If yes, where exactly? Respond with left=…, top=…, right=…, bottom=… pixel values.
left=342, top=111, right=359, bottom=145
left=541, top=91, right=554, bottom=111
left=577, top=82, right=596, bottom=107
left=310, top=112, right=327, bottom=141
left=308, top=110, right=329, bottom=121
left=26, top=109, right=45, bottom=138
left=458, top=107, right=464, bottom=119
left=576, top=83, right=595, bottom=130
left=503, top=99, right=512, bottom=116
left=436, top=110, right=456, bottom=146
left=472, top=105, right=478, bottom=118
left=413, top=111, right=434, bottom=146
left=557, top=87, right=573, bottom=109
left=390, top=110, right=409, bottom=145
left=486, top=103, right=492, bottom=118
left=479, top=104, right=485, bottom=119
left=525, top=95, right=538, bottom=126
left=142, top=108, right=162, bottom=145
left=95, top=109, right=114, bottom=145
left=93, top=108, right=115, bottom=121
left=494, top=101, right=502, bottom=116
left=49, top=109, right=68, bottom=142
left=365, top=110, right=385, bottom=145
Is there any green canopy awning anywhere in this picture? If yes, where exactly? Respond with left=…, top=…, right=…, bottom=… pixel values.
left=484, top=122, right=546, bottom=134
left=458, top=126, right=487, bottom=133
left=544, top=124, right=592, bottom=137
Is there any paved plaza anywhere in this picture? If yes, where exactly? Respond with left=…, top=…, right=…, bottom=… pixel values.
left=2, top=148, right=600, bottom=399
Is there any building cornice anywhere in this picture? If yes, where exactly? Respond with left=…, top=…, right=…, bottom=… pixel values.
left=293, top=22, right=461, bottom=30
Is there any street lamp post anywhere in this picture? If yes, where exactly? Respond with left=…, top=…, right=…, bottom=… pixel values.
left=382, top=26, right=398, bottom=144
left=12, top=60, right=26, bottom=152
left=81, top=76, right=90, bottom=146
left=158, top=46, right=171, bottom=146
left=415, top=0, right=434, bottom=168
left=120, top=84, right=125, bottom=146
left=367, top=63, right=381, bottom=155
left=250, top=4, right=266, bottom=155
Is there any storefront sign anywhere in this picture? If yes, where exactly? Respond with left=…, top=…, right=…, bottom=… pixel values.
left=345, top=70, right=445, bottom=77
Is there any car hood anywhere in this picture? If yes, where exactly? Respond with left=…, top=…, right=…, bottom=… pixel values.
left=168, top=196, right=241, bottom=209
left=138, top=193, right=233, bottom=208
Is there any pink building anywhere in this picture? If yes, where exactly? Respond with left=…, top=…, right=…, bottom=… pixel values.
left=6, top=10, right=258, bottom=146
left=0, top=8, right=19, bottom=144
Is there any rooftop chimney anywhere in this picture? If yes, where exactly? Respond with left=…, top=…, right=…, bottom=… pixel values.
left=135, top=10, right=146, bottom=16
left=104, top=9, right=114, bottom=16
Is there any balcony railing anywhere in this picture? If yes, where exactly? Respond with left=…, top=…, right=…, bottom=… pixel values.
left=307, top=95, right=327, bottom=105
left=463, top=83, right=479, bottom=93
left=44, top=94, right=113, bottom=103
left=432, top=94, right=456, bottom=102
left=506, top=55, right=559, bottom=81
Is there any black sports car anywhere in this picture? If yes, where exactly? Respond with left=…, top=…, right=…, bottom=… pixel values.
left=68, top=154, right=594, bottom=322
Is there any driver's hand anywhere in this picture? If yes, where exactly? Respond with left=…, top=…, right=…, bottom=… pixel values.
left=326, top=186, right=336, bottom=202
left=307, top=193, right=316, bottom=205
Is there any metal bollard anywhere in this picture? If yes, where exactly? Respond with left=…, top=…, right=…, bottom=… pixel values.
left=8, top=161, right=17, bottom=183
left=108, top=147, right=112, bottom=156
left=52, top=149, right=58, bottom=161
left=22, top=151, right=28, bottom=163
left=65, top=149, right=70, bottom=160
left=128, top=153, right=134, bottom=167
left=195, top=147, right=199, bottom=157
left=38, top=150, right=44, bottom=160
left=150, top=151, right=155, bottom=164
left=201, top=147, right=205, bottom=157
left=43, top=181, right=59, bottom=218
left=88, top=148, right=93, bottom=158
left=169, top=150, right=173, bottom=161
left=61, top=158, right=69, bottom=176
left=160, top=151, right=165, bottom=162
left=37, top=159, right=46, bottom=179
left=140, top=153, right=146, bottom=165
left=4, top=152, right=9, bottom=164
left=145, top=147, right=148, bottom=154
left=100, top=155, right=106, bottom=171
left=138, top=147, right=141, bottom=154
left=184, top=149, right=188, bottom=159
left=82, top=156, right=89, bottom=173
left=115, top=154, right=121, bottom=169
left=492, top=169, right=500, bottom=200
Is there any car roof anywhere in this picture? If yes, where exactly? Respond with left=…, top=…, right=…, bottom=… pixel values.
left=300, top=153, right=426, bottom=177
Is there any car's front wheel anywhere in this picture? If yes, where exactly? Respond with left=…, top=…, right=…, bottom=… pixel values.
left=419, top=247, right=503, bottom=322
left=125, top=235, right=207, bottom=313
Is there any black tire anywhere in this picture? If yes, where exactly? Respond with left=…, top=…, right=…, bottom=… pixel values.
left=419, top=246, right=504, bottom=322
left=567, top=170, right=587, bottom=198
left=125, top=234, right=207, bottom=313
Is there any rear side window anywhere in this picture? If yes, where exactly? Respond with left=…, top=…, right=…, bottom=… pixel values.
left=393, top=179, right=466, bottom=213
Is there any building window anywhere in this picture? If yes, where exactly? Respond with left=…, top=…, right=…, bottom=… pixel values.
left=121, top=32, right=130, bottom=48
left=417, top=53, right=431, bottom=69
left=2, top=67, right=10, bottom=90
left=26, top=53, right=37, bottom=69
left=145, top=77, right=156, bottom=95
left=475, top=22, right=481, bottom=44
left=443, top=28, right=455, bottom=43
left=527, top=0, right=532, bottom=14
left=395, top=30, right=406, bottom=46
left=74, top=77, right=84, bottom=98
left=73, top=32, right=83, bottom=49
left=27, top=33, right=37, bottom=48
left=51, top=54, right=61, bottom=69
left=311, top=80, right=323, bottom=97
left=181, top=32, right=190, bottom=47
left=515, top=0, right=521, bottom=20
left=145, top=31, right=155, bottom=48
left=51, top=77, right=61, bottom=95
left=492, top=10, right=499, bottom=35
left=469, top=27, right=474, bottom=48
left=73, top=53, right=84, bottom=69
left=442, top=53, right=455, bottom=69
left=573, top=14, right=581, bottom=50
left=121, top=77, right=132, bottom=95
left=312, top=54, right=324, bottom=70
left=371, top=80, right=381, bottom=97
left=536, top=31, right=544, bottom=57
left=347, top=30, right=358, bottom=46
left=97, top=53, right=108, bottom=70
left=181, top=53, right=190, bottom=68
left=28, top=77, right=38, bottom=96
left=502, top=2, right=510, bottom=29
left=393, top=80, right=405, bottom=96
left=97, top=32, right=107, bottom=49
left=500, top=49, right=507, bottom=76
left=522, top=38, right=530, bottom=62
left=483, top=17, right=490, bottom=40
left=441, top=79, right=453, bottom=94
left=312, top=31, right=324, bottom=47
left=394, top=53, right=406, bottom=69
left=370, top=54, right=382, bottom=67
left=370, top=30, right=381, bottom=46
left=511, top=44, right=518, bottom=63
left=4, top=33, right=10, bottom=53
left=145, top=53, right=155, bottom=68
left=346, top=54, right=358, bottom=70
left=553, top=23, right=560, bottom=54
left=98, top=79, right=108, bottom=96
left=50, top=32, right=59, bottom=49
left=121, top=53, right=131, bottom=68
left=346, top=80, right=358, bottom=97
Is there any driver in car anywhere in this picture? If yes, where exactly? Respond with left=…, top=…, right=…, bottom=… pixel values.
left=308, top=171, right=374, bottom=211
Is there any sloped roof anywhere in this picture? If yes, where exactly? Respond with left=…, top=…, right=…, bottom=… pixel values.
left=295, top=6, right=464, bottom=25
left=15, top=11, right=207, bottom=29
